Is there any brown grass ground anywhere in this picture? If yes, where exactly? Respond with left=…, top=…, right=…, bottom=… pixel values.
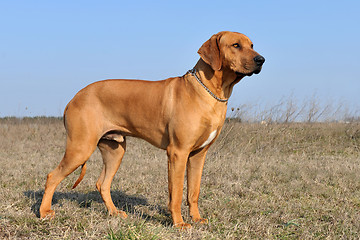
left=0, top=118, right=359, bottom=239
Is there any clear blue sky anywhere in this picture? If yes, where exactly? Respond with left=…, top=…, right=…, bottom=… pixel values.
left=1, top=0, right=359, bottom=117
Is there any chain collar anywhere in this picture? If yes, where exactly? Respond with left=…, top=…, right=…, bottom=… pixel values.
left=187, top=68, right=228, bottom=103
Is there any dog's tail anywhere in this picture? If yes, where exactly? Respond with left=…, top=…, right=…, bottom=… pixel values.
left=72, top=163, right=87, bottom=189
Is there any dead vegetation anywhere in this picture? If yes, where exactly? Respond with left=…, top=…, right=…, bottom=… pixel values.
left=231, top=94, right=360, bottom=123
left=0, top=117, right=360, bottom=239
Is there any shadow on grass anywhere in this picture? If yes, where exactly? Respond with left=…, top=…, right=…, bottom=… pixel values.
left=23, top=190, right=172, bottom=226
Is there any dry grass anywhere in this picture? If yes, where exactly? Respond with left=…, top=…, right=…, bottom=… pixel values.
left=0, top=117, right=360, bottom=239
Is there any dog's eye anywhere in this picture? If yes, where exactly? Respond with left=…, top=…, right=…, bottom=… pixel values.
left=251, top=44, right=254, bottom=49
left=232, top=43, right=240, bottom=48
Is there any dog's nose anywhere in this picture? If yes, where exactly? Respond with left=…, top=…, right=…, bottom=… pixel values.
left=254, top=55, right=265, bottom=66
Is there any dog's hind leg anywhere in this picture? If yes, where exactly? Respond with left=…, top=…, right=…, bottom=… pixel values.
left=96, top=165, right=105, bottom=192
left=97, top=138, right=127, bottom=218
left=39, top=137, right=98, bottom=219
left=40, top=106, right=101, bottom=219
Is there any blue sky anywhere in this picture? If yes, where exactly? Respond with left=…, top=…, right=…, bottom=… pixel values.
left=1, top=0, right=359, bottom=117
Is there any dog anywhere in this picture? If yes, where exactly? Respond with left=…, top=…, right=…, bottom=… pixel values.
left=39, top=31, right=265, bottom=228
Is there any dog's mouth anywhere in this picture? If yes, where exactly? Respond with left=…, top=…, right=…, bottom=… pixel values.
left=236, top=67, right=262, bottom=77
left=253, top=67, right=262, bottom=75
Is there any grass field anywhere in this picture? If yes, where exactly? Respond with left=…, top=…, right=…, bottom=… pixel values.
left=0, top=117, right=359, bottom=239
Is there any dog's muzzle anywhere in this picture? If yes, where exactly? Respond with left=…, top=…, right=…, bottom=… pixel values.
left=253, top=55, right=265, bottom=75
left=254, top=55, right=265, bottom=66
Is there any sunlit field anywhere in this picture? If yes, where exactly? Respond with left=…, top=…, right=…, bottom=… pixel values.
left=1, top=117, right=359, bottom=239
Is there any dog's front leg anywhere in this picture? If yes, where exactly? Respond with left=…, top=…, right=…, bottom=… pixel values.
left=187, top=148, right=209, bottom=224
left=167, top=146, right=191, bottom=229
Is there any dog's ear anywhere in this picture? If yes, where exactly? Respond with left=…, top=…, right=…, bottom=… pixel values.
left=198, top=33, right=222, bottom=71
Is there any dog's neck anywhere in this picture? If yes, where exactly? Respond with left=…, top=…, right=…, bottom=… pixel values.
left=193, top=59, right=244, bottom=100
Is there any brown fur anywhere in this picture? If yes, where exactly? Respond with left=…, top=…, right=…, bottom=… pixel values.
left=39, top=31, right=264, bottom=228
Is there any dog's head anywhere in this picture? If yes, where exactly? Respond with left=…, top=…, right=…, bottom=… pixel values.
left=198, top=31, right=265, bottom=77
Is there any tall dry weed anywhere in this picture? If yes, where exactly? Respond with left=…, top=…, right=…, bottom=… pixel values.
left=231, top=94, right=360, bottom=123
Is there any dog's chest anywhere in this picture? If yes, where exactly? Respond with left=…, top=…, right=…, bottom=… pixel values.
left=199, top=130, right=217, bottom=148
left=196, top=106, right=226, bottom=149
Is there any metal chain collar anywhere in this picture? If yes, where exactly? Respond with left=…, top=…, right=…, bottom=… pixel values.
left=187, top=68, right=229, bottom=103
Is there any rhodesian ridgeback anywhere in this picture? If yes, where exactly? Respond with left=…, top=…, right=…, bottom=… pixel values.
left=39, top=31, right=265, bottom=228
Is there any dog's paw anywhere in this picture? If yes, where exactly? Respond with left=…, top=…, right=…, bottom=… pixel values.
left=40, top=209, right=55, bottom=220
left=109, top=209, right=128, bottom=219
left=192, top=217, right=208, bottom=224
left=174, top=222, right=192, bottom=230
